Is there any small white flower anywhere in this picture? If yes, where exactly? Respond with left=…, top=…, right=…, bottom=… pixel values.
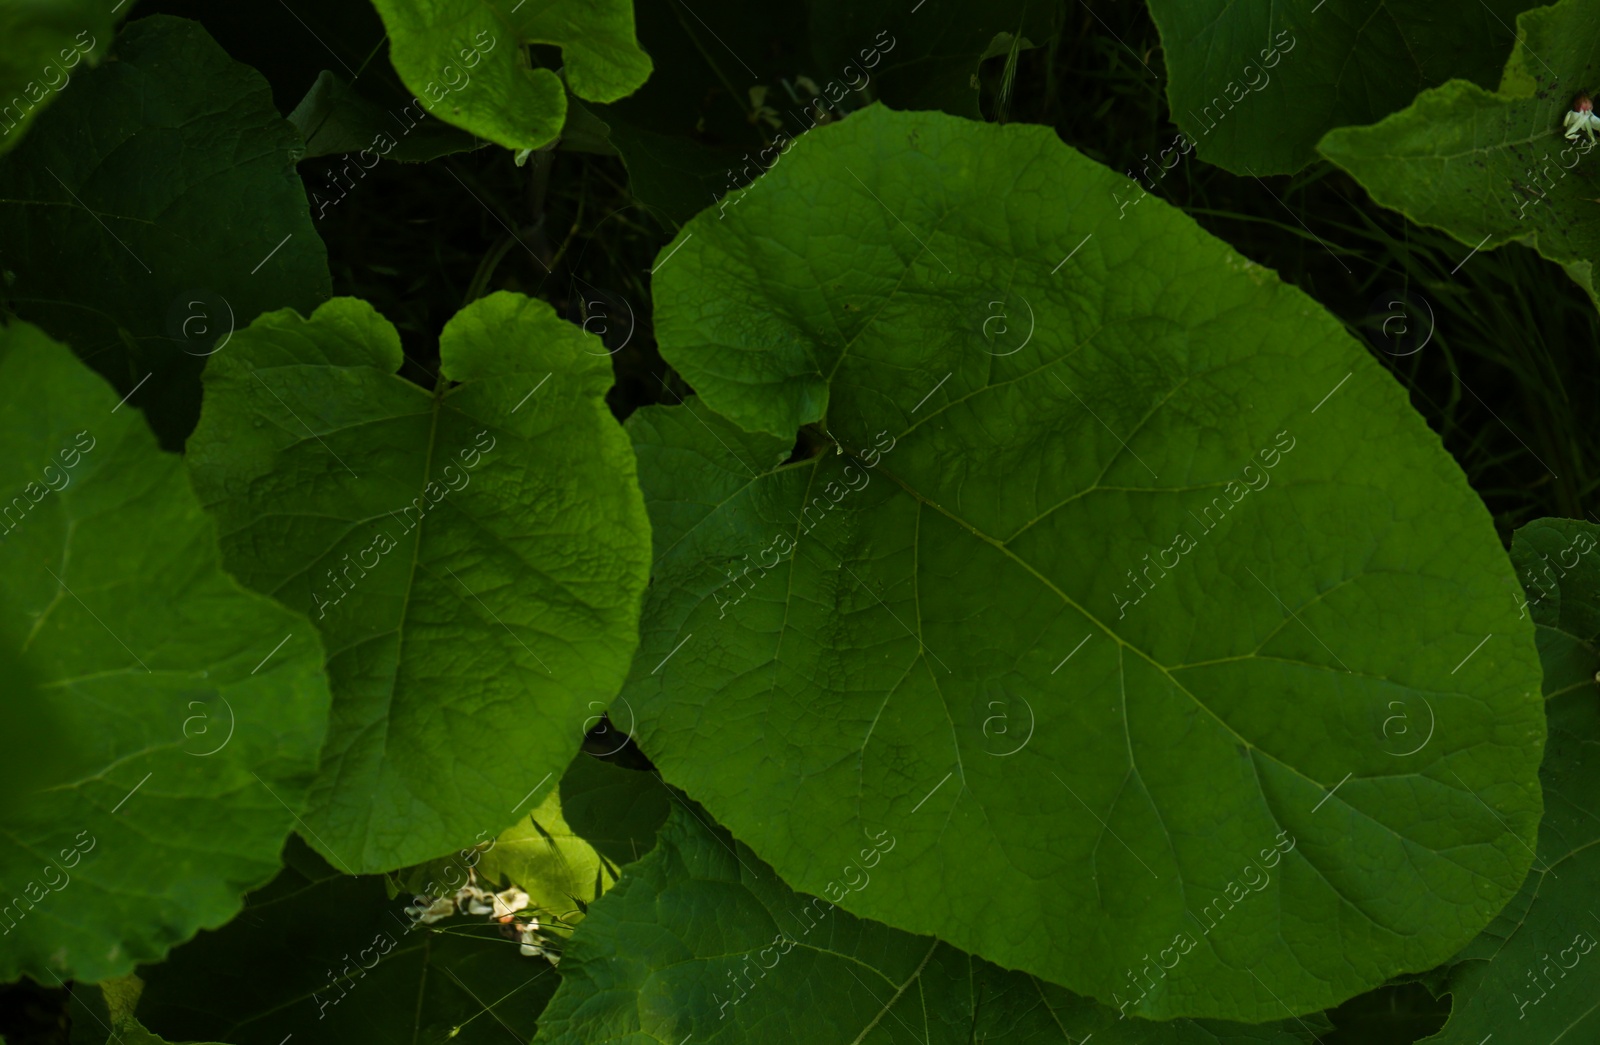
left=1565, top=93, right=1600, bottom=142
left=455, top=877, right=494, bottom=915
left=516, top=918, right=556, bottom=960
left=406, top=895, right=457, bottom=925
left=493, top=886, right=530, bottom=918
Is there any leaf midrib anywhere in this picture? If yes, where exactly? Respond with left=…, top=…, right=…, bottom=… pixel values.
left=351, top=375, right=445, bottom=868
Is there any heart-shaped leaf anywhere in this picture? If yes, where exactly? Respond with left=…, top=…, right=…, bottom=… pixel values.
left=368, top=0, right=653, bottom=152
left=185, top=292, right=651, bottom=872
left=626, top=104, right=1545, bottom=1020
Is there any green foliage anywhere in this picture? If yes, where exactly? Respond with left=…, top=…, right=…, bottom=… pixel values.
left=368, top=0, right=653, bottom=152
left=535, top=801, right=1323, bottom=1044
left=111, top=757, right=659, bottom=1044
left=1320, top=0, right=1600, bottom=305
left=575, top=0, right=806, bottom=228
left=1414, top=518, right=1600, bottom=1043
left=0, top=322, right=331, bottom=984
left=0, top=4, right=1588, bottom=1043
left=632, top=104, right=1545, bottom=1020
left=185, top=292, right=652, bottom=873
left=1514, top=518, right=1600, bottom=701
left=466, top=794, right=616, bottom=927
left=126, top=837, right=555, bottom=1045
left=1146, top=0, right=1541, bottom=174
left=0, top=644, right=71, bottom=812
left=0, top=16, right=331, bottom=450
left=0, top=0, right=117, bottom=156
left=407, top=753, right=669, bottom=930
left=554, top=746, right=672, bottom=868
left=131, top=0, right=485, bottom=166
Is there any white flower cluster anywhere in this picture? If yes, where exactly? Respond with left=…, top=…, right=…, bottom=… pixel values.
left=403, top=870, right=557, bottom=963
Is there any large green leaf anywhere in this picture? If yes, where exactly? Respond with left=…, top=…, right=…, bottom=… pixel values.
left=129, top=837, right=557, bottom=1045
left=535, top=802, right=1322, bottom=1044
left=1319, top=0, right=1600, bottom=305
left=1416, top=517, right=1600, bottom=1043
left=0, top=0, right=116, bottom=156
left=1147, top=0, right=1540, bottom=175
left=185, top=292, right=652, bottom=873
left=368, top=0, right=652, bottom=153
left=627, top=104, right=1545, bottom=1020
left=0, top=321, right=331, bottom=984
left=0, top=15, right=331, bottom=450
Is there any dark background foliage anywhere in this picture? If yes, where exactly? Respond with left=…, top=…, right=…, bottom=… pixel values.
left=133, top=0, right=1595, bottom=543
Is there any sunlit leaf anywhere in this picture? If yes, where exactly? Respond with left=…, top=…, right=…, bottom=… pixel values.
left=368, top=0, right=653, bottom=152
left=185, top=292, right=652, bottom=872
